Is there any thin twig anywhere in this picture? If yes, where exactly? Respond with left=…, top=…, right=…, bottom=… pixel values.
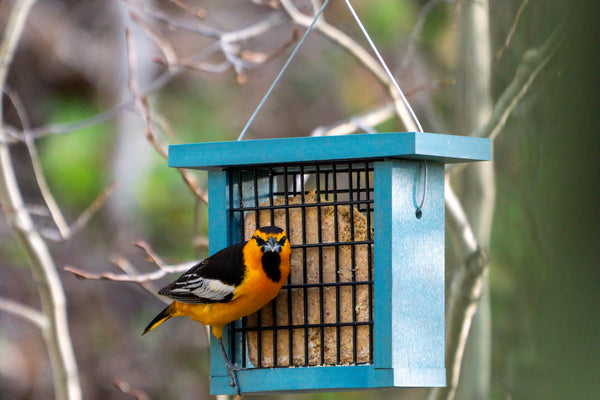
left=130, top=11, right=178, bottom=69
left=311, top=78, right=454, bottom=137
left=0, top=297, right=48, bottom=328
left=111, top=256, right=171, bottom=304
left=123, top=0, right=222, bottom=37
left=4, top=86, right=71, bottom=239
left=478, top=29, right=560, bottom=142
left=125, top=28, right=209, bottom=204
left=448, top=27, right=560, bottom=177
left=493, top=0, right=529, bottom=62
left=401, top=0, right=444, bottom=70
left=167, top=0, right=207, bottom=19
left=0, top=1, right=82, bottom=399
left=279, top=0, right=419, bottom=131
left=64, top=260, right=195, bottom=283
left=5, top=87, right=117, bottom=242
left=113, top=378, right=151, bottom=400
left=1, top=10, right=286, bottom=144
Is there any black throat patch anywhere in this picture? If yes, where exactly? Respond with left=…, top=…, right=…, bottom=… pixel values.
left=261, top=252, right=281, bottom=282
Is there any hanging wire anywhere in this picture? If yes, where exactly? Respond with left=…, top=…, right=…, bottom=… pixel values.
left=343, top=0, right=423, bottom=133
left=237, top=0, right=427, bottom=216
left=237, top=0, right=332, bottom=141
left=344, top=0, right=427, bottom=216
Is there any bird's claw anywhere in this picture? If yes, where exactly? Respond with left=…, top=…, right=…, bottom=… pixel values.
left=226, top=364, right=240, bottom=395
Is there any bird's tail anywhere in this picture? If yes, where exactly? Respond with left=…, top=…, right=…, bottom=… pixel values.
left=142, top=303, right=175, bottom=336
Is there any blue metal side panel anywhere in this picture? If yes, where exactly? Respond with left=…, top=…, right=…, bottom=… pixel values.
left=211, top=365, right=394, bottom=395
left=388, top=160, right=446, bottom=387
left=168, top=132, right=491, bottom=170
left=207, top=171, right=231, bottom=387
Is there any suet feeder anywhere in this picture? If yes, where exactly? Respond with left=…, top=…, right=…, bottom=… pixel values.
left=168, top=132, right=491, bottom=395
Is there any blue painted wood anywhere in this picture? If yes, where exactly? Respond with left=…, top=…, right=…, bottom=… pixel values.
left=207, top=171, right=232, bottom=383
left=211, top=365, right=394, bottom=395
left=373, top=161, right=394, bottom=370
left=172, top=133, right=492, bottom=393
left=168, top=132, right=491, bottom=170
left=372, top=161, right=445, bottom=387
left=385, top=160, right=446, bottom=387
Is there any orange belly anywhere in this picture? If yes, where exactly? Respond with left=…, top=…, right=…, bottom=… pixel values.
left=172, top=264, right=287, bottom=338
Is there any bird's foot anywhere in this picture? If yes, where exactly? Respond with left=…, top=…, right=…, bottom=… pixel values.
left=218, top=338, right=241, bottom=395
left=225, top=360, right=240, bottom=395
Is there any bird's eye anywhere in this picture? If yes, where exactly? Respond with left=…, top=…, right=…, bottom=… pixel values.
left=278, top=236, right=287, bottom=246
left=254, top=236, right=265, bottom=246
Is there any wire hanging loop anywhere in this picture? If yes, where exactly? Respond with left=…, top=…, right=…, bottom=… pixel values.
left=415, top=160, right=428, bottom=218
left=237, top=0, right=332, bottom=141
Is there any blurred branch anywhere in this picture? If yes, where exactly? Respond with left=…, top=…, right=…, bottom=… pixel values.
left=401, top=0, right=444, bottom=70
left=64, top=238, right=206, bottom=286
left=448, top=27, right=560, bottom=176
left=5, top=87, right=115, bottom=242
left=431, top=180, right=489, bottom=400
left=41, top=183, right=117, bottom=241
left=0, top=1, right=82, bottom=400
left=130, top=12, right=178, bottom=69
left=65, top=259, right=195, bottom=283
left=123, top=0, right=221, bottom=37
left=475, top=27, right=560, bottom=142
left=493, top=0, right=528, bottom=62
left=279, top=0, right=418, bottom=131
left=167, top=0, right=207, bottom=19
left=6, top=86, right=70, bottom=238
left=113, top=378, right=151, bottom=400
left=0, top=297, right=48, bottom=328
left=125, top=28, right=209, bottom=203
left=1, top=8, right=286, bottom=144
left=311, top=78, right=454, bottom=137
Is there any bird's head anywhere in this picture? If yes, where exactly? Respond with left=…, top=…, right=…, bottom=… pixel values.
left=252, top=226, right=289, bottom=254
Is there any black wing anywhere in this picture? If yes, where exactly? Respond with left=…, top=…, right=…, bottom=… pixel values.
left=158, top=241, right=246, bottom=304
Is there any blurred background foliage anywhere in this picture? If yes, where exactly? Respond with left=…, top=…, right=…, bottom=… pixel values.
left=1, top=0, right=598, bottom=399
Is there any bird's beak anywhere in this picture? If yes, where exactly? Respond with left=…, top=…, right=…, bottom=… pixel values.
left=262, top=236, right=282, bottom=253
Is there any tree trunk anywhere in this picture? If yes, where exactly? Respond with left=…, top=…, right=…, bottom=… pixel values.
left=454, top=0, right=494, bottom=399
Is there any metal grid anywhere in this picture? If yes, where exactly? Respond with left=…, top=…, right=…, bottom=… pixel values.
left=228, top=161, right=374, bottom=369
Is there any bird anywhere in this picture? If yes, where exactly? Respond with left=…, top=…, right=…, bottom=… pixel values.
left=142, top=226, right=291, bottom=395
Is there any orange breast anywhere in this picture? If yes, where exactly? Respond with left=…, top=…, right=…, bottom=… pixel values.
left=174, top=239, right=291, bottom=338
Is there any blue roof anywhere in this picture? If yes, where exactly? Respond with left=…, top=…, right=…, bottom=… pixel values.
left=168, top=132, right=491, bottom=169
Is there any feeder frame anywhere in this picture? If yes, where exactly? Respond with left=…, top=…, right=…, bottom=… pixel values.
left=168, top=132, right=491, bottom=394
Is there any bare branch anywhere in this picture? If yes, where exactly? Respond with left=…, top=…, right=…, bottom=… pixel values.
left=311, top=78, right=455, bottom=137
left=0, top=1, right=82, bottom=399
left=493, top=0, right=529, bottom=62
left=279, top=0, right=419, bottom=131
left=113, top=378, right=151, bottom=400
left=401, top=0, right=444, bottom=70
left=125, top=28, right=209, bottom=204
left=167, top=0, right=207, bottom=19
left=5, top=86, right=71, bottom=239
left=476, top=28, right=560, bottom=142
left=64, top=260, right=195, bottom=283
left=123, top=0, right=222, bottom=37
left=1, top=9, right=287, bottom=145
left=424, top=180, right=489, bottom=400
left=0, top=297, right=48, bottom=328
left=130, top=12, right=178, bottom=69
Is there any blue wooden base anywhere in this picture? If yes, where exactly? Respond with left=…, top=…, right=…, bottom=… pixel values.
left=211, top=364, right=445, bottom=395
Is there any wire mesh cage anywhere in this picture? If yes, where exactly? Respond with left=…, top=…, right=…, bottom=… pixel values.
left=168, top=132, right=491, bottom=394
left=228, top=162, right=375, bottom=369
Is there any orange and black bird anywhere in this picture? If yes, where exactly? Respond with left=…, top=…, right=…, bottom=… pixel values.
left=142, top=226, right=291, bottom=394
